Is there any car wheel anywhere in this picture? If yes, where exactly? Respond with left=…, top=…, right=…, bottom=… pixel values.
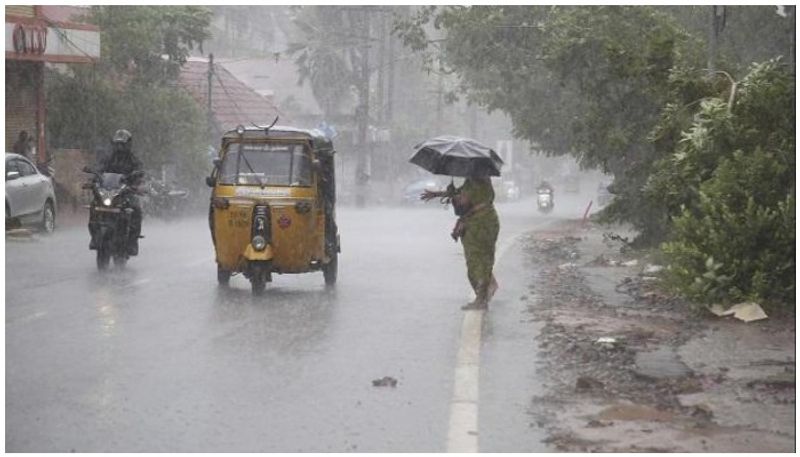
left=40, top=200, right=55, bottom=233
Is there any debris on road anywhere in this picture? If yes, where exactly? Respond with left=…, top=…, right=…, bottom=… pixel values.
left=594, top=336, right=619, bottom=349
left=708, top=302, right=768, bottom=322
left=643, top=264, right=664, bottom=275
left=576, top=376, right=605, bottom=392
left=521, top=221, right=794, bottom=452
left=372, top=376, right=398, bottom=388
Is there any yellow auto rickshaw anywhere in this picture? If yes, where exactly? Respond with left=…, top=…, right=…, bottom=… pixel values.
left=206, top=124, right=340, bottom=294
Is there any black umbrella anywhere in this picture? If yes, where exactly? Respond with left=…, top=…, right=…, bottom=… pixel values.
left=410, top=136, right=504, bottom=177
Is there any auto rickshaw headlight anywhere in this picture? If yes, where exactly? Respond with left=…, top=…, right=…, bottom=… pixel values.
left=252, top=235, right=267, bottom=251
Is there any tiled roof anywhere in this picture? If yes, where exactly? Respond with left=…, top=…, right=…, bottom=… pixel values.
left=179, top=59, right=285, bottom=136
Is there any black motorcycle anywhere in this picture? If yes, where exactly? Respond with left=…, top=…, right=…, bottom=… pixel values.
left=82, top=167, right=144, bottom=270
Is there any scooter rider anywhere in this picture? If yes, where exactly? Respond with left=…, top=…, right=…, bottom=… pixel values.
left=95, top=129, right=144, bottom=255
left=538, top=180, right=554, bottom=195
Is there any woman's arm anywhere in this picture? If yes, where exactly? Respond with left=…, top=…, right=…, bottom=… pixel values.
left=420, top=189, right=446, bottom=201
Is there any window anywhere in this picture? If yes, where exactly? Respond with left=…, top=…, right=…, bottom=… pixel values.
left=17, top=159, right=36, bottom=176
left=6, top=159, right=20, bottom=176
left=219, top=142, right=311, bottom=186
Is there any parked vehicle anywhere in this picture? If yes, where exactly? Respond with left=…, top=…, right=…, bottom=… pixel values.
left=206, top=124, right=340, bottom=294
left=5, top=153, right=56, bottom=233
left=537, top=188, right=554, bottom=213
left=83, top=167, right=144, bottom=270
left=143, top=178, right=189, bottom=219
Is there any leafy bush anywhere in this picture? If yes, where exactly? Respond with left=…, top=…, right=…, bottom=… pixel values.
left=658, top=59, right=795, bottom=309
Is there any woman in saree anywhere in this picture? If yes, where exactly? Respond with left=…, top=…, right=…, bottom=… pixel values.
left=421, top=176, right=500, bottom=310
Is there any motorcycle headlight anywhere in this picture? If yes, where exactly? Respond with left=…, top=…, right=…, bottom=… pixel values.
left=252, top=235, right=267, bottom=251
left=103, top=197, right=112, bottom=206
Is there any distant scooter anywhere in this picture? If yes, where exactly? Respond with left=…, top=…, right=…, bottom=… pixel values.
left=537, top=188, right=554, bottom=213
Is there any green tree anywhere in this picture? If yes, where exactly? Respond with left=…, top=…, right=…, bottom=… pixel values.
left=46, top=6, right=213, bottom=191
left=286, top=6, right=360, bottom=118
left=396, top=6, right=705, bottom=242
left=655, top=59, right=795, bottom=308
left=89, top=5, right=211, bottom=84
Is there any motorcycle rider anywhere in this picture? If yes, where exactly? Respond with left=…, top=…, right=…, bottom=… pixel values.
left=92, top=129, right=144, bottom=255
left=537, top=180, right=554, bottom=193
left=537, top=180, right=555, bottom=210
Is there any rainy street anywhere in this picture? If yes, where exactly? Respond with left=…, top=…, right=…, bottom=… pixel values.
left=6, top=197, right=589, bottom=452
left=6, top=5, right=794, bottom=453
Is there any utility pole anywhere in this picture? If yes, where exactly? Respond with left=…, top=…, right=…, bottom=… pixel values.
left=788, top=6, right=796, bottom=73
left=377, top=12, right=386, bottom=125
left=355, top=9, right=371, bottom=208
left=386, top=26, right=395, bottom=124
left=708, top=6, right=725, bottom=73
left=469, top=103, right=478, bottom=139
left=436, top=68, right=443, bottom=133
left=207, top=53, right=214, bottom=136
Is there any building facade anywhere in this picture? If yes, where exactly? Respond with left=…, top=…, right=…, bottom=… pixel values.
left=5, top=5, right=100, bottom=163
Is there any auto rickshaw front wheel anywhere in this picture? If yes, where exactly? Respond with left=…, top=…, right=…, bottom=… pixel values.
left=250, top=261, right=271, bottom=295
left=323, top=251, right=338, bottom=286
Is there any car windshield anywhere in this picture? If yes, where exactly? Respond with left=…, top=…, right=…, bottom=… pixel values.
left=219, top=142, right=311, bottom=186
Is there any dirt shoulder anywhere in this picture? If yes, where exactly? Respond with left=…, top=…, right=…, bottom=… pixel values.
left=522, top=219, right=795, bottom=452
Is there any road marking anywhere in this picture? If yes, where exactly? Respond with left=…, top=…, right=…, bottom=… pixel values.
left=446, top=222, right=551, bottom=452
left=7, top=311, right=47, bottom=326
left=447, top=310, right=483, bottom=452
left=122, top=278, right=152, bottom=289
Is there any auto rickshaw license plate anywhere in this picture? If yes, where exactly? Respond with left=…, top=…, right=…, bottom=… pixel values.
left=228, top=207, right=249, bottom=228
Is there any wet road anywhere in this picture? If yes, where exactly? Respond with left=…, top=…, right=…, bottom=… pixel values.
left=6, top=195, right=594, bottom=451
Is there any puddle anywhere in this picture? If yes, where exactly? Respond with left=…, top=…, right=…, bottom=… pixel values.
left=596, top=403, right=675, bottom=422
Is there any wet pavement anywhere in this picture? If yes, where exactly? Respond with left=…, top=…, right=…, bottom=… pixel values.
left=6, top=196, right=594, bottom=451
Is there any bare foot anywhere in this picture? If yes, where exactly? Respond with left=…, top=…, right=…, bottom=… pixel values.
left=461, top=299, right=488, bottom=311
left=487, top=276, right=499, bottom=302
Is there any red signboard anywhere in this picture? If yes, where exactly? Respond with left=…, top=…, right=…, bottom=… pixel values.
left=12, top=23, right=47, bottom=55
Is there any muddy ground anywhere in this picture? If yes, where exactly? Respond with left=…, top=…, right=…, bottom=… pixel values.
left=522, top=220, right=795, bottom=452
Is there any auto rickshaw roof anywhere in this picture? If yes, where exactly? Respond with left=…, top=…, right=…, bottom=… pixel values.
left=222, top=125, right=334, bottom=154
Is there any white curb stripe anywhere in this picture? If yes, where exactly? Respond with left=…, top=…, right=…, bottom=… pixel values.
left=445, top=220, right=551, bottom=452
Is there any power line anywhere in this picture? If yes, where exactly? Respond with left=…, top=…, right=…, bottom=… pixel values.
left=212, top=64, right=252, bottom=126
left=212, top=63, right=285, bottom=127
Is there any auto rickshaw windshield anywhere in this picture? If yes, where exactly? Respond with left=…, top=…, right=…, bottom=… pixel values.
left=218, top=142, right=312, bottom=186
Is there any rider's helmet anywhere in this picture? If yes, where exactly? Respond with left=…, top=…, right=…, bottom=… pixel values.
left=111, top=129, right=132, bottom=154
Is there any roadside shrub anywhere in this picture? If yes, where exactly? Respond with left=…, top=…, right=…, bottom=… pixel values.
left=659, top=59, right=795, bottom=310
left=662, top=149, right=795, bottom=308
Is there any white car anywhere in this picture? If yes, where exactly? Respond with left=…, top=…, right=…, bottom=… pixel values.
left=5, top=153, right=57, bottom=232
